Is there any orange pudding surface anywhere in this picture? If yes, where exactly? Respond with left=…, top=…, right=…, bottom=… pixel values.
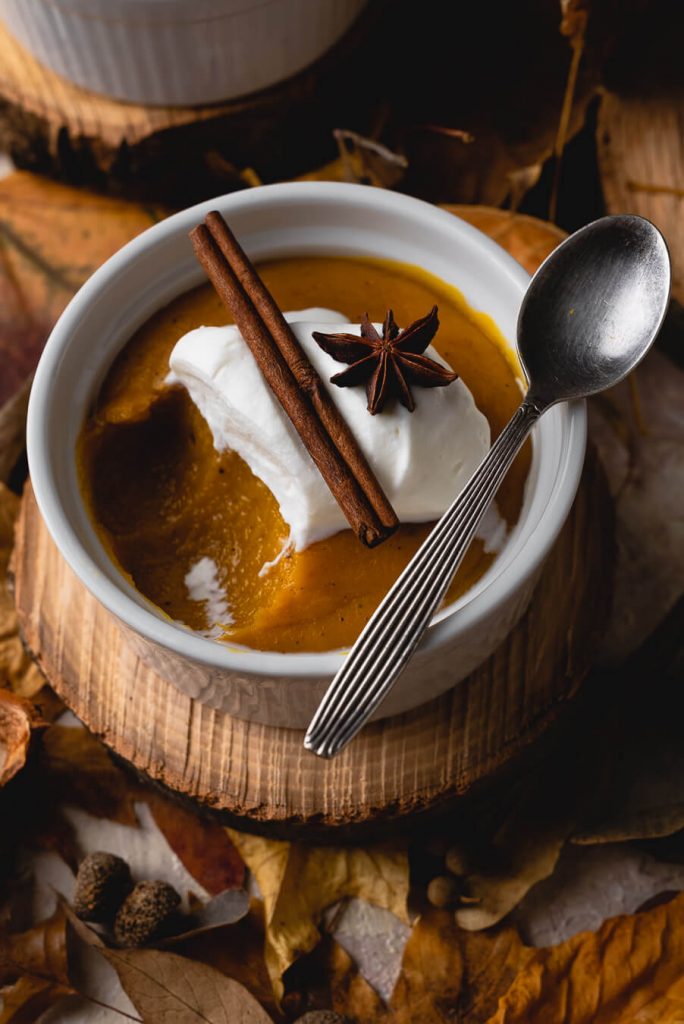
left=79, top=256, right=529, bottom=652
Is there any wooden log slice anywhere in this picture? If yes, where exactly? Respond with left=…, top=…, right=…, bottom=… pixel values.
left=0, top=12, right=382, bottom=204
left=13, top=447, right=612, bottom=836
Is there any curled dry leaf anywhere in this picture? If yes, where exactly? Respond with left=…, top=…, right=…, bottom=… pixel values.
left=103, top=947, right=273, bottom=1024
left=453, top=816, right=571, bottom=932
left=227, top=830, right=409, bottom=998
left=295, top=131, right=408, bottom=190
left=486, top=891, right=684, bottom=1023
left=0, top=906, right=69, bottom=987
left=422, top=756, right=581, bottom=932
left=0, top=974, right=72, bottom=1024
left=0, top=689, right=40, bottom=788
left=143, top=790, right=245, bottom=895
left=333, top=130, right=408, bottom=189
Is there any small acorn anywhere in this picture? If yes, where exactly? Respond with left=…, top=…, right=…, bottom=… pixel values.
left=114, top=880, right=181, bottom=947
left=74, top=852, right=133, bottom=923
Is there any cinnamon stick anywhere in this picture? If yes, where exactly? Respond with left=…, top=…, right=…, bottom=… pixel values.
left=190, top=220, right=398, bottom=547
left=204, top=211, right=398, bottom=537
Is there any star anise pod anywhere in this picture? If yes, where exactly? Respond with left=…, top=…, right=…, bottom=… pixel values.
left=312, top=306, right=458, bottom=414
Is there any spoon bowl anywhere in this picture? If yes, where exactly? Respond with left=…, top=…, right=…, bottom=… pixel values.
left=519, top=215, right=671, bottom=408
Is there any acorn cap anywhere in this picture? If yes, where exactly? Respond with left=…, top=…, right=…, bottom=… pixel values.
left=114, top=880, right=181, bottom=948
left=74, top=852, right=133, bottom=923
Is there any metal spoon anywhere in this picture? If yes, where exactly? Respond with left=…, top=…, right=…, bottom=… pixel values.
left=304, top=215, right=671, bottom=759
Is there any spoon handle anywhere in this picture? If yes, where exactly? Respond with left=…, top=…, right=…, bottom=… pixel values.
left=304, top=399, right=542, bottom=759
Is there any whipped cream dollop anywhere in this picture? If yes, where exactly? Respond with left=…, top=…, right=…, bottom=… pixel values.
left=168, top=309, right=498, bottom=551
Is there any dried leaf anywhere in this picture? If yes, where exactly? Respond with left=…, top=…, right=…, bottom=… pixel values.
left=515, top=843, right=684, bottom=948
left=0, top=172, right=165, bottom=406
left=159, top=889, right=250, bottom=945
left=453, top=828, right=568, bottom=933
left=0, top=907, right=69, bottom=987
left=442, top=206, right=567, bottom=275
left=39, top=726, right=138, bottom=826
left=0, top=975, right=71, bottom=1024
left=588, top=350, right=684, bottom=662
left=452, top=776, right=574, bottom=931
left=285, top=910, right=533, bottom=1024
left=283, top=938, right=385, bottom=1022
left=0, top=689, right=38, bottom=787
left=326, top=898, right=410, bottom=1002
left=227, top=830, right=408, bottom=997
left=333, top=130, right=407, bottom=188
left=0, top=481, right=43, bottom=701
left=486, top=892, right=684, bottom=1023
left=60, top=900, right=141, bottom=1023
left=548, top=0, right=590, bottom=220
left=144, top=791, right=245, bottom=895
left=390, top=911, right=534, bottom=1024
left=103, top=948, right=272, bottom=1023
left=170, top=908, right=276, bottom=1020
left=416, top=756, right=581, bottom=932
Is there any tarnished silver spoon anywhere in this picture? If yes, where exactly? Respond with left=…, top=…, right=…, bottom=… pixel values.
left=304, top=215, right=671, bottom=759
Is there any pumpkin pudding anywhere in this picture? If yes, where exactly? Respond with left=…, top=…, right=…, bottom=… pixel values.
left=79, top=254, right=529, bottom=652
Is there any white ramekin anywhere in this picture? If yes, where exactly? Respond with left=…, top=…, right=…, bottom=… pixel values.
left=27, top=183, right=586, bottom=728
left=0, top=0, right=367, bottom=106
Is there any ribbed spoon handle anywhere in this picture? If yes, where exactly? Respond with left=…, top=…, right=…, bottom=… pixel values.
left=304, top=399, right=541, bottom=759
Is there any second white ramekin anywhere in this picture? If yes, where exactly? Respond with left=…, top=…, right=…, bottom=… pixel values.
left=0, top=0, right=367, bottom=106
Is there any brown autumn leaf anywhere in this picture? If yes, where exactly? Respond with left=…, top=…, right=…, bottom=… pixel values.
left=170, top=908, right=277, bottom=1020
left=588, top=349, right=684, bottom=664
left=0, top=171, right=166, bottom=406
left=0, top=481, right=43, bottom=701
left=38, top=725, right=138, bottom=826
left=283, top=937, right=385, bottom=1022
left=143, top=790, right=245, bottom=895
left=515, top=842, right=684, bottom=948
left=452, top=777, right=577, bottom=932
left=486, top=891, right=684, bottom=1023
left=0, top=906, right=69, bottom=988
left=0, top=974, right=72, bottom=1024
left=442, top=206, right=567, bottom=275
left=103, top=947, right=273, bottom=1023
left=389, top=911, right=534, bottom=1024
left=285, top=909, right=534, bottom=1024
left=227, top=830, right=409, bottom=998
left=0, top=689, right=39, bottom=788
left=0, top=723, right=138, bottom=869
